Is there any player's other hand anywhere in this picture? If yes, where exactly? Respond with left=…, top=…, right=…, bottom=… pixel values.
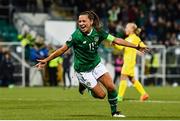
left=136, top=42, right=150, bottom=54
left=35, top=59, right=47, bottom=70
left=137, top=47, right=150, bottom=54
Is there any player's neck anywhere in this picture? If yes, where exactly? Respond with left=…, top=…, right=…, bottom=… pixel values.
left=87, top=28, right=93, bottom=36
left=129, top=33, right=135, bottom=36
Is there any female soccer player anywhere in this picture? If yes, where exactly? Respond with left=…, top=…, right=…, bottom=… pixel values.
left=36, top=11, right=148, bottom=117
left=114, top=23, right=149, bottom=102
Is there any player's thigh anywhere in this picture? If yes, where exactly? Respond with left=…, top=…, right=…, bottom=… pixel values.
left=91, top=82, right=106, bottom=99
left=98, top=72, right=115, bottom=92
left=76, top=71, right=106, bottom=98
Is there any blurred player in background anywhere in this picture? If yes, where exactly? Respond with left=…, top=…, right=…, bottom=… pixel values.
left=114, top=23, right=149, bottom=101
left=35, top=11, right=148, bottom=117
left=62, top=49, right=72, bottom=88
left=113, top=53, right=123, bottom=84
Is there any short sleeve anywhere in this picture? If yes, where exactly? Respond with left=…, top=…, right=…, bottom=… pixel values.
left=98, top=29, right=115, bottom=42
left=66, top=29, right=78, bottom=47
left=99, top=29, right=109, bottom=40
left=139, top=41, right=147, bottom=47
left=66, top=36, right=74, bottom=47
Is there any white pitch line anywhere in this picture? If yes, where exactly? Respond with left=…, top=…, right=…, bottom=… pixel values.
left=126, top=100, right=180, bottom=104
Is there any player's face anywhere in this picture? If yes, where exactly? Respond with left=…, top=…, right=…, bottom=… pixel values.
left=125, top=24, right=133, bottom=35
left=78, top=15, right=93, bottom=34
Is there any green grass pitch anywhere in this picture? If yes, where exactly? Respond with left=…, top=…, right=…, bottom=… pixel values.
left=0, top=86, right=180, bottom=120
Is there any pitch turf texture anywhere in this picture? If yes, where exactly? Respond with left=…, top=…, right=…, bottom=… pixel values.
left=0, top=87, right=180, bottom=120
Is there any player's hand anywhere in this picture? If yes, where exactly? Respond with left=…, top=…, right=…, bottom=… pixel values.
left=136, top=42, right=150, bottom=54
left=137, top=47, right=149, bottom=54
left=35, top=59, right=47, bottom=70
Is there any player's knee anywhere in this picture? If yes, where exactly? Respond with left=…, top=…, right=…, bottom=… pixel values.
left=106, top=85, right=116, bottom=92
left=98, top=92, right=106, bottom=99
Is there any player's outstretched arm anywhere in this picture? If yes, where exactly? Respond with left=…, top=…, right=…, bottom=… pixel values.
left=112, top=37, right=149, bottom=53
left=35, top=44, right=69, bottom=69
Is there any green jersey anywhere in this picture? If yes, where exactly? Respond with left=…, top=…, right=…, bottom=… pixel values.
left=66, top=28, right=115, bottom=72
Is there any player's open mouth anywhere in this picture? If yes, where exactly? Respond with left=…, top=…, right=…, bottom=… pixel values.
left=80, top=25, right=86, bottom=31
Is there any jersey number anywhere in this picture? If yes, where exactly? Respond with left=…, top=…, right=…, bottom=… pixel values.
left=89, top=42, right=97, bottom=51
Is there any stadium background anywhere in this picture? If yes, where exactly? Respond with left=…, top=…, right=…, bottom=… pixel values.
left=0, top=0, right=180, bottom=120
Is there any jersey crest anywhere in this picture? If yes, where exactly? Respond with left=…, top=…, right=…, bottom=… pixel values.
left=94, top=36, right=99, bottom=42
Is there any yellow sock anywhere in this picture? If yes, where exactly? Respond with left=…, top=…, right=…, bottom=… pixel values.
left=133, top=80, right=146, bottom=95
left=118, top=80, right=127, bottom=97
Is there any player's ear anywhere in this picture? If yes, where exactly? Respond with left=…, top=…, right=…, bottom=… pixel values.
left=90, top=19, right=93, bottom=26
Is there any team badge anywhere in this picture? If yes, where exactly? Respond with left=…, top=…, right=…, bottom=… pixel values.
left=94, top=36, right=99, bottom=42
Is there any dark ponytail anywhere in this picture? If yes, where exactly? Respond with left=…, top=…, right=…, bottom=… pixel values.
left=79, top=10, right=102, bottom=31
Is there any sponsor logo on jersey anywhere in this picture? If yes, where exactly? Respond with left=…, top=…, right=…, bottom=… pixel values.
left=83, top=41, right=87, bottom=44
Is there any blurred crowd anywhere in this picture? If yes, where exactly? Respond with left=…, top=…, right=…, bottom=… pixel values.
left=1, top=0, right=178, bottom=45
left=59, top=0, right=180, bottom=46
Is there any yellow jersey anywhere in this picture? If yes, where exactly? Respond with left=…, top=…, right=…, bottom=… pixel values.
left=114, top=34, right=146, bottom=76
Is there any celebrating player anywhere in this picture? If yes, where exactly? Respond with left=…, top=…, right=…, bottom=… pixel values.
left=36, top=11, right=148, bottom=117
left=114, top=23, right=149, bottom=101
